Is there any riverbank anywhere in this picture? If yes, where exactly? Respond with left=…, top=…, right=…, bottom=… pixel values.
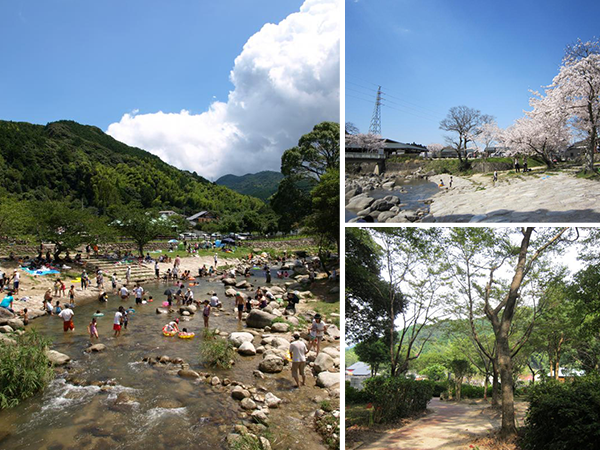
left=346, top=169, right=600, bottom=223
left=0, top=252, right=341, bottom=449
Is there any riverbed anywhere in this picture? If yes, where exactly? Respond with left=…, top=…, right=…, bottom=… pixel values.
left=345, top=177, right=439, bottom=222
left=0, top=270, right=332, bottom=450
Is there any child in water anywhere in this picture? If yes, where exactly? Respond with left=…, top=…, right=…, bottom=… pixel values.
left=203, top=300, right=211, bottom=328
left=88, top=317, right=99, bottom=340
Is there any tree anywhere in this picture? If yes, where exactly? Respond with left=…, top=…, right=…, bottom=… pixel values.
left=421, top=363, right=446, bottom=382
left=305, top=168, right=340, bottom=257
left=449, top=358, right=472, bottom=402
left=354, top=339, right=389, bottom=377
left=426, top=143, right=444, bottom=158
left=345, top=133, right=384, bottom=153
left=270, top=176, right=314, bottom=232
left=439, top=106, right=493, bottom=170
left=114, top=209, right=173, bottom=256
left=477, top=120, right=501, bottom=156
left=281, top=121, right=340, bottom=181
left=34, top=201, right=112, bottom=260
left=548, top=39, right=600, bottom=173
left=444, top=227, right=577, bottom=439
left=502, top=92, right=571, bottom=168
left=345, top=228, right=402, bottom=343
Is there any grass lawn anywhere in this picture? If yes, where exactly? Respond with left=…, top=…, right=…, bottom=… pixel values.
left=346, top=403, right=372, bottom=428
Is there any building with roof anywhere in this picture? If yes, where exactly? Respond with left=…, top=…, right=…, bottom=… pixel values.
left=345, top=361, right=375, bottom=390
left=186, top=211, right=217, bottom=226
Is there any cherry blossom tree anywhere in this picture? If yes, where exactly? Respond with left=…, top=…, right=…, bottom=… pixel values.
left=478, top=121, right=501, bottom=158
left=502, top=92, right=571, bottom=169
left=426, top=143, right=444, bottom=158
left=345, top=133, right=384, bottom=153
left=547, top=39, right=600, bottom=173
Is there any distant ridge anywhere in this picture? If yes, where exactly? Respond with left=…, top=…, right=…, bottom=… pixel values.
left=216, top=170, right=284, bottom=201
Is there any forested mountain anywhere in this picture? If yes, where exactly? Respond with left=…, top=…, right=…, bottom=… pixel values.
left=0, top=120, right=264, bottom=215
left=216, top=171, right=284, bottom=201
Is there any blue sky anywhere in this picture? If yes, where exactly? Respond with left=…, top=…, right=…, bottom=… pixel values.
left=0, top=0, right=301, bottom=128
left=0, top=0, right=340, bottom=179
left=345, top=0, right=600, bottom=145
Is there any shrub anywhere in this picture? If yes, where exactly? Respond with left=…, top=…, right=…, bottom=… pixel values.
left=449, top=384, right=493, bottom=399
left=521, top=376, right=600, bottom=450
left=432, top=381, right=449, bottom=397
left=345, top=381, right=371, bottom=404
left=0, top=330, right=54, bottom=409
left=199, top=329, right=236, bottom=369
left=362, top=376, right=434, bottom=423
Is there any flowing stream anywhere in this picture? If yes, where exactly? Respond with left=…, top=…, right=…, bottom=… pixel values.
left=0, top=268, right=330, bottom=450
left=345, top=177, right=439, bottom=221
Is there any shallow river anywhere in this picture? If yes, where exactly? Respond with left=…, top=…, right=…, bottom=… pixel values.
left=0, top=269, right=330, bottom=450
left=345, top=177, right=439, bottom=222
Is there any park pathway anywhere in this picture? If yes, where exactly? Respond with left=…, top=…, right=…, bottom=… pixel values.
left=357, top=398, right=526, bottom=450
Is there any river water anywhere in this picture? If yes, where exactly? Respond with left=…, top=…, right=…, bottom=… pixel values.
left=0, top=269, right=331, bottom=450
left=345, top=177, right=439, bottom=222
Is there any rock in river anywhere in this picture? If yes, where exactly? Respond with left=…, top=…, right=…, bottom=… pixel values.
left=258, top=355, right=284, bottom=373
left=246, top=310, right=275, bottom=329
left=46, top=350, right=71, bottom=366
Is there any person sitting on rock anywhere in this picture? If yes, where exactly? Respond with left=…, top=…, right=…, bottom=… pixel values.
left=285, top=291, right=300, bottom=314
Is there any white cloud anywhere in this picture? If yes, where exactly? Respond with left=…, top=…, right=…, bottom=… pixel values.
left=106, top=0, right=340, bottom=180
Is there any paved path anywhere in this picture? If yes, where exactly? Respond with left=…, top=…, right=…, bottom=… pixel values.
left=357, top=398, right=525, bottom=450
left=428, top=171, right=600, bottom=223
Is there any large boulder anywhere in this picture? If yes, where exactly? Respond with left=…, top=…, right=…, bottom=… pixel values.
left=258, top=355, right=284, bottom=373
left=246, top=310, right=275, bottom=329
left=236, top=280, right=251, bottom=289
left=240, top=398, right=257, bottom=410
left=0, top=325, right=13, bottom=333
left=85, top=344, right=106, bottom=353
left=231, top=385, right=251, bottom=400
left=156, top=308, right=169, bottom=314
left=346, top=195, right=374, bottom=211
left=271, top=322, right=289, bottom=333
left=321, top=347, right=340, bottom=358
left=325, top=324, right=340, bottom=339
left=316, top=371, right=340, bottom=388
left=238, top=341, right=257, bottom=356
left=0, top=334, right=16, bottom=346
left=2, top=318, right=23, bottom=329
left=178, top=368, right=200, bottom=379
left=46, top=350, right=71, bottom=366
left=313, top=353, right=334, bottom=374
left=269, top=286, right=285, bottom=296
left=265, top=392, right=281, bottom=408
left=222, top=278, right=237, bottom=286
left=225, top=288, right=237, bottom=297
left=228, top=332, right=254, bottom=347
left=180, top=305, right=197, bottom=315
left=0, top=308, right=15, bottom=322
left=270, top=337, right=291, bottom=351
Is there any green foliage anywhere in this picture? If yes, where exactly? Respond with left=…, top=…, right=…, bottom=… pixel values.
left=449, top=384, right=492, bottom=399
left=363, top=376, right=434, bottom=423
left=422, top=364, right=447, bottom=382
left=432, top=381, right=449, bottom=397
left=522, top=377, right=600, bottom=450
left=281, top=122, right=339, bottom=180
left=354, top=339, right=388, bottom=376
left=345, top=228, right=402, bottom=342
left=0, top=330, right=54, bottom=409
left=199, top=329, right=236, bottom=369
left=345, top=381, right=371, bottom=404
left=0, top=120, right=264, bottom=218
left=216, top=171, right=283, bottom=202
left=113, top=208, right=175, bottom=256
left=270, top=175, right=314, bottom=232
left=305, top=168, right=340, bottom=253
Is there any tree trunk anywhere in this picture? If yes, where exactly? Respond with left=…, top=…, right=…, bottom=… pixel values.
left=498, top=335, right=517, bottom=438
left=491, top=359, right=500, bottom=407
left=483, top=374, right=489, bottom=401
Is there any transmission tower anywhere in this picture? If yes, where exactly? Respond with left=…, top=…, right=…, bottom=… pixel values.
left=368, top=86, right=382, bottom=135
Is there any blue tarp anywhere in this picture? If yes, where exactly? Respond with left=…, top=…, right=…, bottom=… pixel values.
left=22, top=268, right=60, bottom=276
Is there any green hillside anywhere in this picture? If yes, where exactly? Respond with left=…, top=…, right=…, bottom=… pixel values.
left=0, top=120, right=264, bottom=216
left=216, top=171, right=284, bottom=201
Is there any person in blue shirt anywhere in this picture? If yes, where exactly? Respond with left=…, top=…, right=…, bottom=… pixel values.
left=0, top=293, right=15, bottom=313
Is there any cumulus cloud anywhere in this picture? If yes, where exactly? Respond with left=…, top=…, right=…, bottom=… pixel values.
left=106, top=0, right=339, bottom=180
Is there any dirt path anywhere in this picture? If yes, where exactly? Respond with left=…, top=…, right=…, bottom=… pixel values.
left=355, top=398, right=527, bottom=450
